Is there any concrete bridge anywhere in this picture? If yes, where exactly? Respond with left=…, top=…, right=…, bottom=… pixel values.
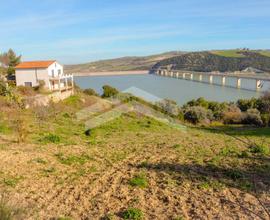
left=155, top=69, right=270, bottom=91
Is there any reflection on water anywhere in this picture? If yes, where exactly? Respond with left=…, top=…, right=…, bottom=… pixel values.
left=75, top=74, right=264, bottom=105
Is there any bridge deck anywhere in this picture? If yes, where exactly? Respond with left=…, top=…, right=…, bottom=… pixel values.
left=159, top=70, right=270, bottom=81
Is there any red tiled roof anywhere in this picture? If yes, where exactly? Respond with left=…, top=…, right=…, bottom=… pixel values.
left=15, top=60, right=56, bottom=69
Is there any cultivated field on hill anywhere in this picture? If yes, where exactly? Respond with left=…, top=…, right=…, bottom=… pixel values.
left=0, top=93, right=269, bottom=220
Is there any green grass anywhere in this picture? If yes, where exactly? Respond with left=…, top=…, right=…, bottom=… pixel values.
left=202, top=125, right=270, bottom=137
left=56, top=217, right=73, bottom=220
left=63, top=95, right=82, bottom=107
left=39, top=133, right=61, bottom=143
left=198, top=179, right=224, bottom=190
left=0, top=123, right=10, bottom=134
left=257, top=50, right=270, bottom=57
left=129, top=174, right=148, bottom=188
left=173, top=217, right=185, bottom=220
left=31, top=158, right=47, bottom=164
left=211, top=50, right=245, bottom=58
left=249, top=144, right=270, bottom=155
left=122, top=207, right=144, bottom=220
left=0, top=198, right=23, bottom=220
left=41, top=167, right=56, bottom=177
left=55, top=153, right=93, bottom=166
left=2, top=176, right=22, bottom=187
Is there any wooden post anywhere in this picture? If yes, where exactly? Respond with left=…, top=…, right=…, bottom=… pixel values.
left=65, top=77, right=68, bottom=90
left=72, top=75, right=74, bottom=87
left=199, top=74, right=203, bottom=81
left=190, top=73, right=193, bottom=80
left=58, top=78, right=61, bottom=92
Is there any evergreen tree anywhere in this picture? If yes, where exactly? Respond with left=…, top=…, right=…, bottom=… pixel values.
left=0, top=49, right=21, bottom=76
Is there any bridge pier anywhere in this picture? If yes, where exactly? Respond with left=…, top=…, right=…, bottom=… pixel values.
left=256, top=80, right=262, bottom=91
left=237, top=78, right=241, bottom=89
left=155, top=70, right=268, bottom=92
left=221, top=76, right=226, bottom=86
left=182, top=73, right=186, bottom=79
left=209, top=75, right=213, bottom=84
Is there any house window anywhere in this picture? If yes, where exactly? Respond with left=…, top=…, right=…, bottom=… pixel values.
left=24, top=82, right=32, bottom=87
left=58, top=69, right=61, bottom=75
left=52, top=70, right=54, bottom=77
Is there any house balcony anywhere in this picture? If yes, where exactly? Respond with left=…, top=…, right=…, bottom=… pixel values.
left=49, top=74, right=74, bottom=92
left=49, top=74, right=73, bottom=81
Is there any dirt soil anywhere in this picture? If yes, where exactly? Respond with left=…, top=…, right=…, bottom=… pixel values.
left=0, top=124, right=269, bottom=220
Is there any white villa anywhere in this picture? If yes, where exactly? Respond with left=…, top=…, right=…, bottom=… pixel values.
left=15, top=60, right=74, bottom=92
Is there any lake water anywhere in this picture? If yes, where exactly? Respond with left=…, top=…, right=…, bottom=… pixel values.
left=74, top=74, right=267, bottom=105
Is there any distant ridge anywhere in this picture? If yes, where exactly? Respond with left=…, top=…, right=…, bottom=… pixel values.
left=65, top=49, right=270, bottom=73
left=152, top=50, right=270, bottom=73
left=65, top=51, right=185, bottom=73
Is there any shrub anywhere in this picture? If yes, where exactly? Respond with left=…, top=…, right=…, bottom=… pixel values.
left=156, top=99, right=180, bottom=116
left=222, top=105, right=244, bottom=124
left=177, top=111, right=184, bottom=121
left=242, top=109, right=263, bottom=126
left=83, top=88, right=98, bottom=96
left=185, top=97, right=209, bottom=109
left=250, top=144, right=269, bottom=155
left=33, top=80, right=48, bottom=93
left=102, top=85, right=119, bottom=98
left=225, top=170, right=243, bottom=180
left=0, top=81, right=9, bottom=96
left=10, top=114, right=28, bottom=143
left=184, top=106, right=213, bottom=124
left=73, top=82, right=82, bottom=93
left=208, top=101, right=228, bottom=120
left=257, top=91, right=270, bottom=114
left=261, top=114, right=270, bottom=127
left=16, top=86, right=36, bottom=96
left=237, top=98, right=258, bottom=112
left=122, top=208, right=143, bottom=220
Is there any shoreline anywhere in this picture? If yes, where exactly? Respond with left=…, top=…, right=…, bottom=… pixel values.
left=73, top=70, right=149, bottom=77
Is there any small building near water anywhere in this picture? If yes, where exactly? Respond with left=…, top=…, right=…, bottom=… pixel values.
left=15, top=60, right=74, bottom=92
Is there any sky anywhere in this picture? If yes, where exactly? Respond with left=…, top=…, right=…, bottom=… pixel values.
left=0, top=0, right=269, bottom=64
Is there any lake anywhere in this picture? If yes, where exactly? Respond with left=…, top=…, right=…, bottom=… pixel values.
left=74, top=74, right=266, bottom=105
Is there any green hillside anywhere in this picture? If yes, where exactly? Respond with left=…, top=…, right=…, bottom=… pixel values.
left=153, top=50, right=270, bottom=73
left=210, top=50, right=245, bottom=58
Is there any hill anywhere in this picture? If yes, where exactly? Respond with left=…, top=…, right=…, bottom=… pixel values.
left=65, top=50, right=270, bottom=74
left=65, top=51, right=185, bottom=73
left=152, top=50, right=270, bottom=73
